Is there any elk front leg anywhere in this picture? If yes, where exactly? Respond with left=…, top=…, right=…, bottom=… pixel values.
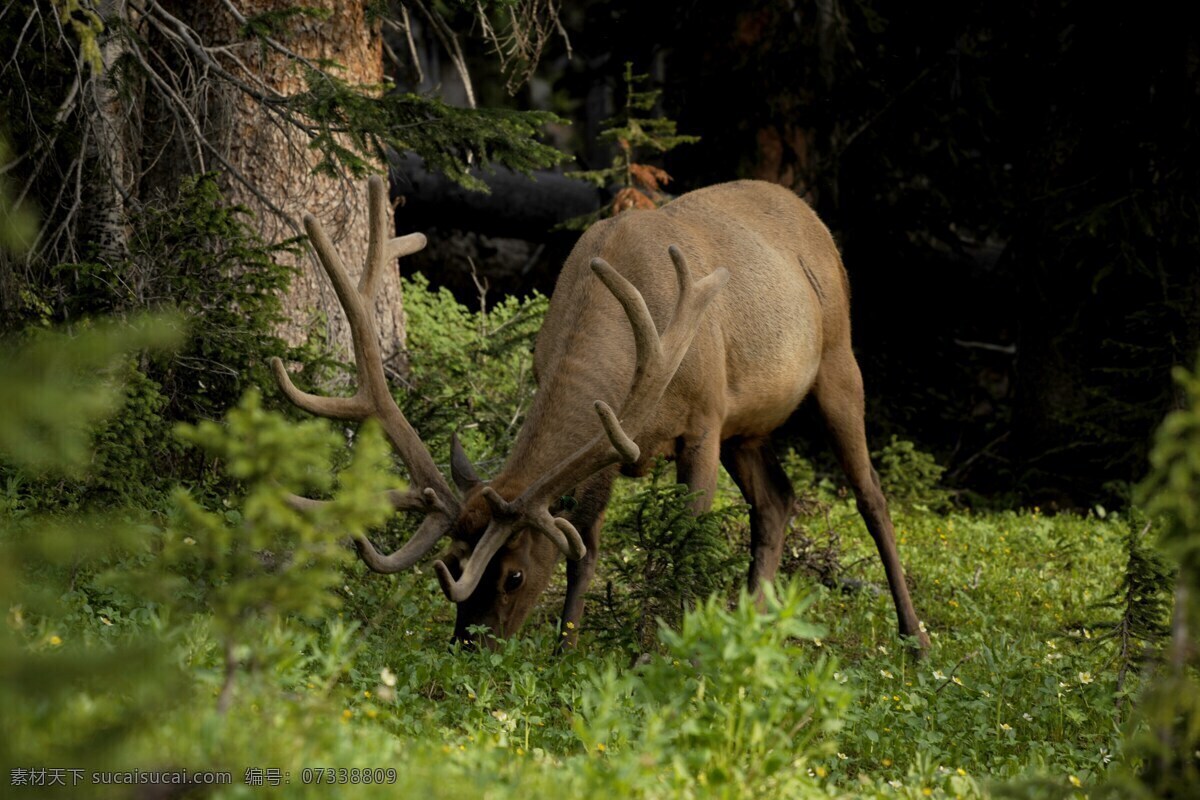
left=720, top=436, right=796, bottom=594
left=676, top=426, right=723, bottom=512
left=559, top=510, right=603, bottom=650
left=814, top=346, right=930, bottom=653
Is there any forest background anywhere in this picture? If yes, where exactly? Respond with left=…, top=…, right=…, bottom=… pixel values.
left=1, top=1, right=1199, bottom=798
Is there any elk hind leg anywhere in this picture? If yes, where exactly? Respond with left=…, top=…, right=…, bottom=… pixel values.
left=720, top=436, right=795, bottom=595
left=813, top=347, right=929, bottom=651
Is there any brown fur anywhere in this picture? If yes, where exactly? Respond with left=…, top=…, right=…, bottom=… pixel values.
left=449, top=180, right=928, bottom=652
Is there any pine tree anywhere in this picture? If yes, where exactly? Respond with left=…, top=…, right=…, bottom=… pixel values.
left=565, top=63, right=698, bottom=228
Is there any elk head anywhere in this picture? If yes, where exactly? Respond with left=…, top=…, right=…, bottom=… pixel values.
left=272, top=176, right=727, bottom=646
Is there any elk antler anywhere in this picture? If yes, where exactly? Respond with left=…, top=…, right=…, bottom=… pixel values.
left=271, top=176, right=458, bottom=573
left=433, top=245, right=730, bottom=601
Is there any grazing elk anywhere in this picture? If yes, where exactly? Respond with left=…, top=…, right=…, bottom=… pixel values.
left=272, top=176, right=928, bottom=652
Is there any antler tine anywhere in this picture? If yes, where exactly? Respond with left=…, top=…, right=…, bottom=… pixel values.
left=590, top=256, right=661, bottom=384
left=595, top=400, right=640, bottom=463
left=283, top=487, right=445, bottom=514
left=354, top=508, right=451, bottom=574
left=272, top=177, right=461, bottom=573
left=435, top=246, right=728, bottom=602
left=282, top=487, right=448, bottom=573
left=528, top=249, right=727, bottom=503
left=478, top=486, right=582, bottom=557
left=667, top=244, right=693, bottom=325
left=522, top=250, right=727, bottom=493
left=434, top=521, right=509, bottom=602
left=361, top=176, right=389, bottom=299
left=361, top=176, right=429, bottom=300
left=596, top=254, right=729, bottom=418
left=269, top=356, right=368, bottom=420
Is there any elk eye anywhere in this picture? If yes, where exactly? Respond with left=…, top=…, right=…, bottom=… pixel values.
left=503, top=570, right=524, bottom=593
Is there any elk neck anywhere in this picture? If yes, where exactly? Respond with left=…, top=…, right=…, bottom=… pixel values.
left=488, top=334, right=632, bottom=506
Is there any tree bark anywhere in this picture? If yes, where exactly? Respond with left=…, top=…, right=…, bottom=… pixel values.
left=79, top=0, right=135, bottom=267
left=157, top=1, right=407, bottom=365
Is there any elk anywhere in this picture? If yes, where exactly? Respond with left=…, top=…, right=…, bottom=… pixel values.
left=272, top=176, right=928, bottom=652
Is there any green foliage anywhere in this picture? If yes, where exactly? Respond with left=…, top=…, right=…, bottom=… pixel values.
left=0, top=316, right=184, bottom=474
left=3, top=440, right=1171, bottom=798
left=295, top=70, right=567, bottom=190
left=0, top=314, right=185, bottom=793
left=80, top=172, right=296, bottom=422
left=589, top=462, right=748, bottom=656
left=1137, top=354, right=1200, bottom=573
left=1084, top=511, right=1173, bottom=685
left=51, top=0, right=103, bottom=73
left=0, top=141, right=1186, bottom=794
left=576, top=583, right=848, bottom=798
left=563, top=62, right=699, bottom=228
left=87, top=363, right=171, bottom=505
left=873, top=436, right=951, bottom=511
left=1104, top=354, right=1200, bottom=798
left=401, top=272, right=546, bottom=468
left=153, top=175, right=294, bottom=406
left=3, top=174, right=297, bottom=510
left=160, top=391, right=396, bottom=707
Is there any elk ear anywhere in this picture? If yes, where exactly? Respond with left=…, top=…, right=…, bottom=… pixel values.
left=450, top=433, right=481, bottom=493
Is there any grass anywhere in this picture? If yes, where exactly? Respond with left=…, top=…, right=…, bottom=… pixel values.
left=9, top=478, right=1145, bottom=799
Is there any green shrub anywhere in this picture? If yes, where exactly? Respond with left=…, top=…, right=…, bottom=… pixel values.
left=576, top=582, right=849, bottom=798
left=0, top=315, right=185, bottom=792
left=401, top=273, right=546, bottom=470
left=3, top=173, right=297, bottom=511
left=1082, top=510, right=1173, bottom=698
left=589, top=462, right=748, bottom=657
left=157, top=391, right=398, bottom=711
left=1105, top=354, right=1200, bottom=797
left=873, top=436, right=951, bottom=511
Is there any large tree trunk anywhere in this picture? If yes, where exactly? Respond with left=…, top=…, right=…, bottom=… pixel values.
left=157, top=1, right=407, bottom=366
left=78, top=0, right=135, bottom=267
